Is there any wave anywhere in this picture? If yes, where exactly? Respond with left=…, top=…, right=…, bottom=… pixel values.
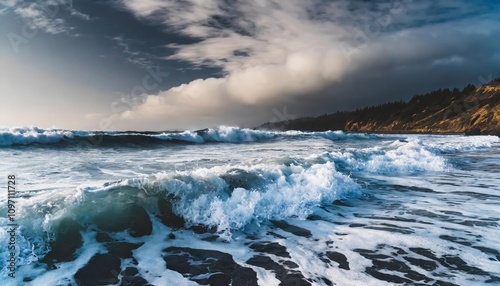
left=77, top=138, right=460, bottom=238
left=0, top=159, right=361, bottom=274
left=1, top=135, right=490, bottom=274
left=0, top=126, right=378, bottom=147
left=87, top=160, right=361, bottom=240
left=419, top=135, right=500, bottom=153
left=327, top=139, right=449, bottom=174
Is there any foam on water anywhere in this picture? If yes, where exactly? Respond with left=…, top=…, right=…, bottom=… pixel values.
left=324, top=138, right=449, bottom=174
left=419, top=134, right=500, bottom=153
left=0, top=127, right=74, bottom=146
left=97, top=161, right=360, bottom=240
left=0, top=126, right=380, bottom=147
left=364, top=139, right=448, bottom=173
left=0, top=132, right=499, bottom=285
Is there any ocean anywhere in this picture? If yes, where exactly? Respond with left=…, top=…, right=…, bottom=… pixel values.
left=0, top=126, right=499, bottom=285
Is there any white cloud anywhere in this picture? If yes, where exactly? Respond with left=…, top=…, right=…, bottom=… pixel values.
left=111, top=0, right=362, bottom=129
left=14, top=3, right=71, bottom=34
left=112, top=35, right=158, bottom=67
left=68, top=7, right=90, bottom=20
left=110, top=0, right=500, bottom=130
left=3, top=0, right=90, bottom=35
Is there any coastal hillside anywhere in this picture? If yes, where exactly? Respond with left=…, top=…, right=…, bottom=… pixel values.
left=258, top=79, right=500, bottom=135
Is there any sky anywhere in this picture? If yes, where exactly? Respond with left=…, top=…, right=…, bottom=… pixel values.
left=0, top=0, right=499, bottom=131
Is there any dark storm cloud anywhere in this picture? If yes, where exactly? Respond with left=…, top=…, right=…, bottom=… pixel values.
left=1, top=0, right=499, bottom=130
left=105, top=0, right=500, bottom=130
left=291, top=15, right=500, bottom=117
left=0, top=0, right=221, bottom=97
left=1, top=0, right=206, bottom=128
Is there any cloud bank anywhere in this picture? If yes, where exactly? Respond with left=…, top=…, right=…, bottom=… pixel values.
left=107, top=0, right=500, bottom=130
left=109, top=0, right=374, bottom=129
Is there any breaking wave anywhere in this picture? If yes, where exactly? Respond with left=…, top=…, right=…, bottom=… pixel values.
left=87, top=160, right=361, bottom=240
left=0, top=126, right=377, bottom=147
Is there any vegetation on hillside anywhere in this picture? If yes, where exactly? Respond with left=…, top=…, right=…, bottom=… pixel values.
left=258, top=79, right=500, bottom=135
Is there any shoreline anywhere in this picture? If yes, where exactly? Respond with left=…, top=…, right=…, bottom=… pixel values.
left=256, top=128, right=499, bottom=137
left=345, top=130, right=499, bottom=136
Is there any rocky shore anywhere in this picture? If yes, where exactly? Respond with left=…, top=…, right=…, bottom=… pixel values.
left=259, top=80, right=500, bottom=136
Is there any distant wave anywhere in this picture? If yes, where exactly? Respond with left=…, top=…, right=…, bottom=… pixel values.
left=327, top=139, right=449, bottom=174
left=0, top=126, right=379, bottom=147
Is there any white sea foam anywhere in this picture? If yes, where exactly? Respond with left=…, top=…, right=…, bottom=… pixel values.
left=0, top=133, right=498, bottom=285
left=0, top=126, right=380, bottom=146
left=363, top=139, right=448, bottom=173
left=202, top=126, right=278, bottom=142
left=0, top=127, right=73, bottom=146
left=419, top=135, right=500, bottom=153
left=123, top=161, right=360, bottom=240
left=325, top=139, right=448, bottom=174
left=1, top=126, right=497, bottom=148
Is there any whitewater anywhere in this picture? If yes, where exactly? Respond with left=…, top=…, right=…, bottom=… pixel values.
left=0, top=126, right=499, bottom=285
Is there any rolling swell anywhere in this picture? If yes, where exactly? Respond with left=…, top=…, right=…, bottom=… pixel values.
left=0, top=126, right=378, bottom=147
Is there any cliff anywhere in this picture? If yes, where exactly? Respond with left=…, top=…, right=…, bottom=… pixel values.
left=258, top=80, right=500, bottom=135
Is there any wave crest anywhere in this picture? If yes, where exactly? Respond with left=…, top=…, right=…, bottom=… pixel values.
left=0, top=126, right=375, bottom=146
left=95, top=161, right=360, bottom=240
